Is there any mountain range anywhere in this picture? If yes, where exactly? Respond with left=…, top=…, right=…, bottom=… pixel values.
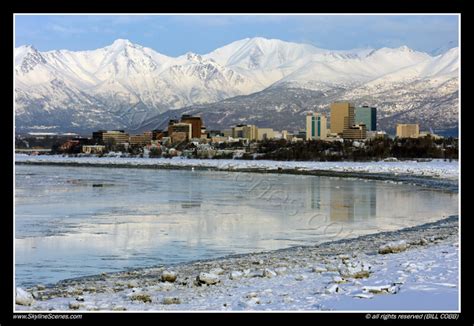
left=14, top=37, right=459, bottom=135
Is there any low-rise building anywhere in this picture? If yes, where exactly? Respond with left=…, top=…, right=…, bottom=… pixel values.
left=152, top=129, right=166, bottom=140
left=210, top=136, right=229, bottom=143
left=143, top=131, right=153, bottom=141
left=59, top=140, right=80, bottom=152
left=420, top=131, right=443, bottom=140
left=200, top=126, right=208, bottom=139
left=396, top=124, right=419, bottom=139
left=232, top=124, right=258, bottom=141
left=257, top=128, right=275, bottom=141
left=207, top=130, right=223, bottom=138
left=101, top=130, right=130, bottom=144
left=342, top=124, right=367, bottom=140
left=171, top=132, right=189, bottom=144
left=222, top=129, right=232, bottom=137
left=366, top=131, right=388, bottom=139
left=82, top=145, right=106, bottom=154
left=129, top=134, right=149, bottom=146
left=169, top=123, right=192, bottom=142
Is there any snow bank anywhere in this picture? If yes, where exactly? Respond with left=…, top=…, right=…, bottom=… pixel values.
left=15, top=287, right=35, bottom=306
left=378, top=240, right=409, bottom=254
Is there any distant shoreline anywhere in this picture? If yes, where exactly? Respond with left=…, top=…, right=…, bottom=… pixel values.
left=15, top=157, right=459, bottom=193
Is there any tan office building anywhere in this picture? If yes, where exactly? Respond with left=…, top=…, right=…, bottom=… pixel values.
left=232, top=124, right=258, bottom=140
left=257, top=128, right=275, bottom=141
left=129, top=135, right=149, bottom=146
left=170, top=123, right=192, bottom=141
left=102, top=130, right=130, bottom=144
left=396, top=124, right=419, bottom=138
left=342, top=124, right=367, bottom=140
left=330, top=102, right=355, bottom=135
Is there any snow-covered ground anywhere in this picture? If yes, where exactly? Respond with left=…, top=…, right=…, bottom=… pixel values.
left=15, top=217, right=459, bottom=312
left=15, top=155, right=459, bottom=180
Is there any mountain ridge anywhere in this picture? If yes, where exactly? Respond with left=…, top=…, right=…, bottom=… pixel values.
left=15, top=37, right=458, bottom=134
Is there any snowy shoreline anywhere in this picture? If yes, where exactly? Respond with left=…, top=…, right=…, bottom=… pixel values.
left=15, top=216, right=459, bottom=311
left=15, top=154, right=459, bottom=181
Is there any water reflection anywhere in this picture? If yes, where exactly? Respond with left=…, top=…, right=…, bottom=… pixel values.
left=15, top=165, right=458, bottom=286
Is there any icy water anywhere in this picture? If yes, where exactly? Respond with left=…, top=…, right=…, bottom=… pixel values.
left=15, top=164, right=458, bottom=287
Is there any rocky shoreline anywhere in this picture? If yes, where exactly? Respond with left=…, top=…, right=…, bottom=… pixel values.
left=15, top=215, right=459, bottom=311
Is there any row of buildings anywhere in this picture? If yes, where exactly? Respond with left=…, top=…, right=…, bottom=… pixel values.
left=91, top=115, right=283, bottom=149
left=62, top=102, right=438, bottom=155
left=306, top=103, right=379, bottom=141
left=306, top=102, right=434, bottom=141
left=91, top=115, right=205, bottom=147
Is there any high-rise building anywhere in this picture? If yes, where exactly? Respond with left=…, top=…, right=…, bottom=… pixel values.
left=396, top=124, right=419, bottom=138
left=180, top=115, right=203, bottom=139
left=305, top=112, right=327, bottom=140
left=355, top=106, right=377, bottom=131
left=330, top=102, right=355, bottom=135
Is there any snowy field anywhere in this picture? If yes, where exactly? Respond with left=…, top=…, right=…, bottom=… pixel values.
left=15, top=217, right=459, bottom=312
left=15, top=155, right=459, bottom=180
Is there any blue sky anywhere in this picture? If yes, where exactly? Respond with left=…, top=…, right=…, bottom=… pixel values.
left=15, top=15, right=459, bottom=55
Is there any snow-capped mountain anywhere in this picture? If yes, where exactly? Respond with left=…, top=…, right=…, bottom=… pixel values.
left=15, top=37, right=459, bottom=134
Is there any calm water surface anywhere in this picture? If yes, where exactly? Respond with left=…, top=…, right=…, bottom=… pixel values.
left=15, top=164, right=458, bottom=286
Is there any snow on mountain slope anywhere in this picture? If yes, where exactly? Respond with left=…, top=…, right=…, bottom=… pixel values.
left=15, top=37, right=458, bottom=133
left=348, top=48, right=458, bottom=90
left=15, top=39, right=256, bottom=130
left=206, top=37, right=324, bottom=70
left=275, top=46, right=433, bottom=89
left=206, top=38, right=378, bottom=89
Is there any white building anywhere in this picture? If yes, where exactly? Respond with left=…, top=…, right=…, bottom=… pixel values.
left=257, top=128, right=275, bottom=140
left=306, top=112, right=327, bottom=140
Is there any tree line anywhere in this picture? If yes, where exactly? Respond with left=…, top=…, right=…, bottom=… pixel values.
left=251, top=137, right=458, bottom=161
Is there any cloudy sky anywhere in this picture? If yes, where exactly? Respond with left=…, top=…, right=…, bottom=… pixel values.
left=15, top=14, right=459, bottom=55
